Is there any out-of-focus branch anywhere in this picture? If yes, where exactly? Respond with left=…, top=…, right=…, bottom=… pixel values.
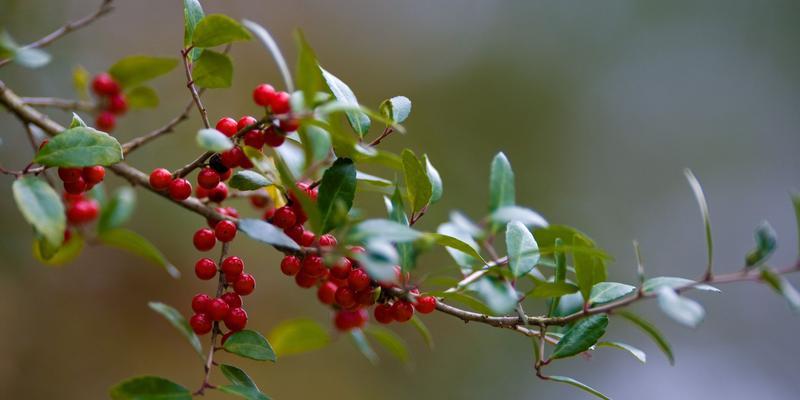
left=21, top=97, right=96, bottom=112
left=122, top=97, right=197, bottom=155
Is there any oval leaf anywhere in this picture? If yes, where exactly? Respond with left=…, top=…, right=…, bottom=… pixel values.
left=109, top=376, right=191, bottom=400
left=402, top=149, right=432, bottom=215
left=126, top=86, right=159, bottom=109
left=616, top=311, right=674, bottom=365
left=489, top=152, right=515, bottom=212
left=268, top=318, right=330, bottom=357
left=506, top=221, right=539, bottom=277
left=108, top=55, right=179, bottom=89
left=192, top=14, right=252, bottom=48
left=531, top=281, right=579, bottom=298
left=34, top=127, right=123, bottom=167
left=229, top=170, right=271, bottom=191
left=223, top=330, right=276, bottom=362
left=98, top=187, right=136, bottom=233
left=642, top=277, right=720, bottom=294
left=491, top=205, right=548, bottom=228
left=98, top=228, right=179, bottom=278
left=422, top=154, right=443, bottom=204
left=657, top=287, right=705, bottom=328
left=193, top=50, right=233, bottom=88
left=238, top=218, right=300, bottom=251
left=148, top=302, right=204, bottom=359
left=589, top=282, right=636, bottom=305
left=317, top=158, right=356, bottom=233
left=379, top=96, right=411, bottom=124
left=551, top=314, right=609, bottom=359
left=347, top=219, right=422, bottom=243
left=33, top=233, right=83, bottom=265
left=13, top=176, right=65, bottom=246
left=196, top=128, right=233, bottom=152
left=220, top=364, right=258, bottom=389
left=320, top=67, right=370, bottom=136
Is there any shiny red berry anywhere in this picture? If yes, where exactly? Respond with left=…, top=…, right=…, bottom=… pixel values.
left=348, top=268, right=371, bottom=291
left=107, top=94, right=127, bottom=115
left=415, top=296, right=437, bottom=314
left=279, top=118, right=300, bottom=133
left=63, top=177, right=87, bottom=194
left=190, top=313, right=213, bottom=335
left=197, top=167, right=220, bottom=190
left=330, top=258, right=352, bottom=280
left=233, top=273, right=256, bottom=295
left=66, top=199, right=99, bottom=224
left=317, top=281, right=337, bottom=305
left=149, top=168, right=172, bottom=190
left=250, top=196, right=268, bottom=208
left=91, top=73, right=120, bottom=96
left=58, top=167, right=82, bottom=183
left=299, top=230, right=315, bottom=247
left=169, top=178, right=192, bottom=200
left=193, top=228, right=216, bottom=251
left=269, top=91, right=291, bottom=114
left=96, top=111, right=116, bottom=132
left=192, top=293, right=212, bottom=314
left=253, top=83, right=276, bottom=106
left=221, top=292, right=243, bottom=308
left=334, top=309, right=367, bottom=331
left=272, top=206, right=296, bottom=229
left=302, top=255, right=325, bottom=278
left=263, top=126, right=285, bottom=147
left=214, top=220, right=237, bottom=242
left=295, top=272, right=317, bottom=288
left=319, top=234, right=337, bottom=248
left=207, top=298, right=231, bottom=321
left=207, top=182, right=228, bottom=203
left=224, top=307, right=248, bottom=331
left=237, top=115, right=258, bottom=131
left=219, top=168, right=232, bottom=181
left=280, top=255, right=301, bottom=276
left=221, top=256, right=244, bottom=276
left=194, top=258, right=217, bottom=280
left=284, top=224, right=304, bottom=243
left=195, top=186, right=209, bottom=199
left=220, top=147, right=243, bottom=168
left=81, top=166, right=105, bottom=184
left=374, top=304, right=393, bottom=324
left=392, top=301, right=414, bottom=322
left=334, top=286, right=356, bottom=309
left=216, top=117, right=238, bottom=137
left=355, top=289, right=376, bottom=306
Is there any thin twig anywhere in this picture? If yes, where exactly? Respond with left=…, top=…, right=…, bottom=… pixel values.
left=180, top=47, right=210, bottom=129
left=21, top=97, right=96, bottom=112
left=122, top=96, right=197, bottom=154
left=368, top=126, right=394, bottom=147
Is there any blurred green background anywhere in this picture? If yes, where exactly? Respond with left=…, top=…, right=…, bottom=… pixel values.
left=2, top=1, right=800, bottom=399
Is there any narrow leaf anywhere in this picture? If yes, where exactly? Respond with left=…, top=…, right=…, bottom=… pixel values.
left=684, top=169, right=713, bottom=278
left=657, top=287, right=704, bottom=328
left=13, top=176, right=65, bottom=247
left=760, top=267, right=800, bottom=313
left=546, top=376, right=611, bottom=400
left=350, top=329, right=379, bottom=364
left=220, top=364, right=258, bottom=389
left=229, top=170, right=271, bottom=191
left=148, top=302, right=204, bottom=359
left=320, top=67, right=370, bottom=136
left=364, top=326, right=409, bottom=363
left=402, top=149, right=432, bottom=215
left=108, top=55, right=178, bottom=89
left=183, top=0, right=204, bottom=60
left=217, top=385, right=270, bottom=400
left=589, top=282, right=636, bottom=305
left=642, top=277, right=720, bottom=294
left=597, top=341, right=646, bottom=363
left=616, top=311, right=674, bottom=365
left=98, top=228, right=179, bottom=278
left=347, top=219, right=422, bottom=243
left=551, top=314, right=609, bottom=359
left=294, top=30, right=324, bottom=109
left=531, top=281, right=579, bottom=298
left=422, top=154, right=443, bottom=204
left=410, top=315, right=434, bottom=349
left=238, top=218, right=300, bottom=251
left=242, top=20, right=293, bottom=92
left=491, top=205, right=548, bottom=228
left=98, top=187, right=135, bottom=233
left=33, top=233, right=83, bottom=265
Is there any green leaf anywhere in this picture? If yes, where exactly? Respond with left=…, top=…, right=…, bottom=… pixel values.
left=267, top=318, right=330, bottom=357
left=347, top=219, right=422, bottom=243
left=379, top=96, right=411, bottom=124
left=616, top=311, right=674, bottom=365
left=217, top=385, right=270, bottom=400
left=551, top=314, right=608, bottom=359
left=317, top=158, right=357, bottom=233
left=242, top=146, right=275, bottom=176
left=440, top=291, right=494, bottom=315
left=386, top=189, right=415, bottom=271
left=294, top=30, right=324, bottom=109
left=684, top=169, right=713, bottom=278
left=402, top=149, right=433, bottom=215
left=641, top=277, right=720, bottom=294
left=192, top=14, right=252, bottom=48
left=183, top=0, right=204, bottom=59
left=573, top=235, right=607, bottom=302
left=410, top=315, right=434, bottom=349
left=353, top=240, right=400, bottom=282
left=760, top=267, right=800, bottom=313
left=238, top=218, right=300, bottom=251
left=0, top=31, right=51, bottom=68
left=126, top=86, right=159, bottom=109
left=241, top=20, right=293, bottom=92
left=427, top=233, right=486, bottom=265
left=273, top=153, right=323, bottom=232
left=98, top=187, right=136, bottom=233
left=491, top=205, right=548, bottom=228
left=489, top=152, right=515, bottom=212
left=656, top=287, right=704, bottom=328
left=108, top=55, right=178, bottom=89
left=12, top=176, right=65, bottom=247
left=298, top=124, right=331, bottom=168
left=109, top=376, right=191, bottom=400
left=597, top=341, right=646, bottom=363
left=468, top=276, right=518, bottom=315
left=792, top=192, right=800, bottom=255
left=196, top=128, right=234, bottom=152
left=223, top=330, right=276, bottom=362
left=33, top=233, right=84, bottom=265
left=69, top=113, right=87, bottom=128
left=745, top=221, right=778, bottom=267
left=98, top=228, right=179, bottom=278
left=34, top=127, right=123, bottom=167
left=531, top=281, right=579, bottom=298
left=589, top=282, right=636, bottom=305
left=349, top=329, right=379, bottom=364
left=229, top=170, right=271, bottom=191
left=320, top=67, right=370, bottom=136
left=436, top=222, right=481, bottom=273
left=534, top=224, right=596, bottom=249
left=364, top=326, right=409, bottom=364
left=421, top=154, right=443, bottom=204
left=148, top=302, right=204, bottom=359
left=546, top=376, right=610, bottom=400
left=219, top=365, right=258, bottom=389
left=506, top=221, right=539, bottom=277
left=193, top=50, right=233, bottom=88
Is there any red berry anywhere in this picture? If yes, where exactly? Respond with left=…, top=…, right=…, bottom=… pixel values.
left=334, top=309, right=367, bottom=331
left=91, top=73, right=120, bottom=96
left=224, top=307, right=248, bottom=331
left=295, top=272, right=317, bottom=288
left=197, top=167, right=220, bottom=190
left=149, top=168, right=172, bottom=190
left=225, top=271, right=241, bottom=284
left=96, top=111, right=116, bottom=132
left=66, top=199, right=99, bottom=224
left=284, top=224, right=305, bottom=243
left=329, top=258, right=352, bottom=280
left=269, top=91, right=291, bottom=114
left=253, top=83, right=276, bottom=106
left=63, top=177, right=87, bottom=194
left=195, top=186, right=209, bottom=199
left=317, top=281, right=338, bottom=305
left=237, top=115, right=258, bottom=131
left=415, top=296, right=437, bottom=314
left=215, top=220, right=237, bottom=242
left=107, top=94, right=127, bottom=115
left=263, top=126, right=285, bottom=147
left=243, top=130, right=266, bottom=149
left=391, top=301, right=414, bottom=322
left=208, top=298, right=231, bottom=321
left=216, top=117, right=238, bottom=137
left=220, top=147, right=243, bottom=168
left=169, top=178, right=192, bottom=200
left=192, top=293, right=212, bottom=314
left=263, top=207, right=276, bottom=221
left=221, top=292, right=243, bottom=308
left=302, top=255, right=325, bottom=278
left=292, top=203, right=308, bottom=225
left=221, top=256, right=244, bottom=276
left=355, top=289, right=376, bottom=306
left=279, top=118, right=300, bottom=133
left=300, top=230, right=315, bottom=247
left=374, top=304, right=393, bottom=324
left=250, top=196, right=268, bottom=208
left=219, top=168, right=232, bottom=181
left=194, top=258, right=217, bottom=280
left=348, top=268, right=371, bottom=291
left=239, top=156, right=254, bottom=169
left=280, top=255, right=301, bottom=276
left=58, top=167, right=82, bottom=183
left=190, top=313, right=213, bottom=335
left=208, top=182, right=228, bottom=203
left=272, top=206, right=296, bottom=229
left=234, top=273, right=256, bottom=295
left=193, top=228, right=216, bottom=251
left=81, top=166, right=105, bottom=184
left=334, top=286, right=356, bottom=309
left=221, top=332, right=233, bottom=345
left=319, top=234, right=337, bottom=248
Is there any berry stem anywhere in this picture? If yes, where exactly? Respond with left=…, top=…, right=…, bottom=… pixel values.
left=195, top=241, right=230, bottom=396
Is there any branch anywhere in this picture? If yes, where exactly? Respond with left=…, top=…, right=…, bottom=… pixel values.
left=180, top=48, right=210, bottom=129
left=122, top=97, right=197, bottom=155
left=21, top=97, right=96, bottom=112
left=0, top=0, right=115, bottom=68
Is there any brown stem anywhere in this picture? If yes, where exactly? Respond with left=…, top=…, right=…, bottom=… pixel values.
left=181, top=48, right=210, bottom=129
left=122, top=96, right=198, bottom=154
left=195, top=242, right=230, bottom=396
left=20, top=97, right=96, bottom=112
left=368, top=126, right=394, bottom=147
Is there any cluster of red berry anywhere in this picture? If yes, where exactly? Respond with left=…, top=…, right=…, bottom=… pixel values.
left=57, top=166, right=105, bottom=225
left=90, top=73, right=127, bottom=132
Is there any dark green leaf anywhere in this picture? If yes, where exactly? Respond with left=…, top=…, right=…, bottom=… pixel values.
left=183, top=0, right=204, bottom=59
left=108, top=55, right=178, bottom=89
left=684, top=169, right=713, bottom=278
left=506, top=221, right=539, bottom=277
left=241, top=20, right=293, bottom=92
left=589, top=282, right=636, bottom=305
left=126, top=86, right=159, bottom=109
left=223, top=330, right=276, bottom=362
left=488, top=152, right=515, bottom=212
left=294, top=30, right=324, bottom=109
left=298, top=124, right=331, bottom=168
left=410, top=315, right=434, bottom=349
left=402, top=149, right=432, bottom=215
left=109, top=376, right=191, bottom=400
left=148, top=302, right=204, bottom=359
left=349, top=329, right=378, bottom=364
left=320, top=67, right=370, bottom=136
left=192, top=14, right=252, bottom=48
left=33, top=233, right=83, bottom=265
left=267, top=318, right=330, bottom=357
left=98, top=228, right=179, bottom=278
left=196, top=128, right=233, bottom=152
left=616, top=311, right=674, bottom=365
left=317, top=158, right=356, bottom=232
left=531, top=281, right=579, bottom=298
left=12, top=176, right=65, bottom=247
left=468, top=276, right=518, bottom=315
left=193, top=50, right=233, bottom=88
left=34, top=126, right=123, bottom=166
left=491, top=205, right=548, bottom=228
left=551, top=314, right=608, bottom=359
left=229, top=170, right=271, bottom=191
left=760, top=267, right=800, bottom=313
left=347, top=219, right=422, bottom=243
left=98, top=187, right=135, bottom=233
left=238, top=218, right=300, bottom=251
left=220, top=365, right=258, bottom=389
left=217, top=385, right=270, bottom=400
left=421, top=154, right=442, bottom=204
left=597, top=341, right=646, bottom=363
left=364, top=326, right=409, bottom=363
left=379, top=96, right=411, bottom=124
left=656, top=287, right=704, bottom=327
left=546, top=376, right=610, bottom=400
left=641, top=277, right=720, bottom=294
left=573, top=235, right=607, bottom=302
left=745, top=220, right=778, bottom=267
